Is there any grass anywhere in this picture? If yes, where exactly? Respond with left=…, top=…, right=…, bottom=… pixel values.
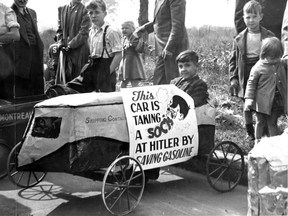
left=187, top=26, right=252, bottom=153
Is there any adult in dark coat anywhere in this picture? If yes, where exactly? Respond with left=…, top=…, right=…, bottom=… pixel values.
left=137, top=0, right=189, bottom=85
left=12, top=0, right=44, bottom=97
left=0, top=2, right=20, bottom=100
left=56, top=0, right=90, bottom=84
left=234, top=0, right=287, bottom=39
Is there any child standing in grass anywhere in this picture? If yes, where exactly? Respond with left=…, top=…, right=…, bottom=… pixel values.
left=229, top=0, right=274, bottom=141
left=244, top=37, right=287, bottom=144
left=119, top=21, right=146, bottom=88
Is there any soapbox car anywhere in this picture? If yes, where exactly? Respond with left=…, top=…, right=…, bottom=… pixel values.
left=6, top=85, right=245, bottom=216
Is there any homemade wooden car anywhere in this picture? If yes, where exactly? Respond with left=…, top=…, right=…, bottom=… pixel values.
left=6, top=85, right=244, bottom=216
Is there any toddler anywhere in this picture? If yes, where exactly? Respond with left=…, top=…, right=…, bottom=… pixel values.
left=244, top=37, right=287, bottom=144
left=119, top=21, right=146, bottom=88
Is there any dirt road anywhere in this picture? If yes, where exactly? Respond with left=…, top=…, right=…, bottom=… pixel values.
left=0, top=166, right=248, bottom=216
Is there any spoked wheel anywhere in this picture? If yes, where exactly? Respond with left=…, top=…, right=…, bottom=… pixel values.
left=7, top=142, right=47, bottom=188
left=102, top=156, right=145, bottom=216
left=0, top=141, right=11, bottom=179
left=206, top=141, right=245, bottom=192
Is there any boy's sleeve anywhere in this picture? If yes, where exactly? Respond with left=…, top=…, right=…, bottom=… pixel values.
left=107, top=28, right=122, bottom=54
left=229, top=39, right=238, bottom=81
left=187, top=80, right=209, bottom=108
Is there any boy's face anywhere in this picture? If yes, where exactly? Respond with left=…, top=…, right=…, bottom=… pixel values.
left=121, top=24, right=133, bottom=37
left=178, top=61, right=197, bottom=80
left=243, top=11, right=262, bottom=32
left=87, top=8, right=106, bottom=27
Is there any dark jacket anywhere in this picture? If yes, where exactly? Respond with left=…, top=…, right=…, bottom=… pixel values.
left=11, top=4, right=44, bottom=79
left=229, top=26, right=274, bottom=98
left=170, top=75, right=209, bottom=108
left=56, top=3, right=90, bottom=78
left=143, top=0, right=189, bottom=56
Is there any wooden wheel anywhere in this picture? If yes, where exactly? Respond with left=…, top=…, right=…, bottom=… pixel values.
left=206, top=141, right=244, bottom=192
left=7, top=142, right=46, bottom=188
left=102, top=156, right=145, bottom=216
left=0, top=141, right=11, bottom=179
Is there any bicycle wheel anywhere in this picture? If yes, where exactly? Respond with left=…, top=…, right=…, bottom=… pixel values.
left=206, top=141, right=244, bottom=192
left=102, top=156, right=145, bottom=216
left=7, top=142, right=46, bottom=188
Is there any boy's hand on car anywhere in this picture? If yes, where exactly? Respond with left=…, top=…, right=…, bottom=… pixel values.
left=244, top=99, right=253, bottom=111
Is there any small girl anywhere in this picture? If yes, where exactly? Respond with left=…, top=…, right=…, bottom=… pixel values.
left=244, top=37, right=287, bottom=144
left=119, top=21, right=146, bottom=88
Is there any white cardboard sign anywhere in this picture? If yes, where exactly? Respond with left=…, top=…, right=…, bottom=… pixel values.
left=121, top=85, right=199, bottom=169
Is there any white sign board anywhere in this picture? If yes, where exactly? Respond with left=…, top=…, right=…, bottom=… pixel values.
left=121, top=85, right=199, bottom=170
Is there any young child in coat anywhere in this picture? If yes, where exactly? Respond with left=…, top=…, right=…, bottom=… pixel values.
left=119, top=21, right=146, bottom=88
left=229, top=0, right=274, bottom=141
left=244, top=37, right=287, bottom=144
